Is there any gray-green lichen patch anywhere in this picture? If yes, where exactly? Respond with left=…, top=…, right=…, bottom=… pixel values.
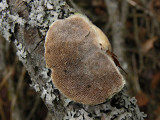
left=0, top=0, right=26, bottom=41
left=41, top=68, right=50, bottom=79
left=64, top=109, right=93, bottom=120
left=64, top=98, right=72, bottom=107
left=0, top=0, right=8, bottom=10
left=0, top=0, right=64, bottom=107
left=30, top=75, right=59, bottom=107
left=32, top=83, right=41, bottom=92
left=41, top=86, right=56, bottom=105
left=64, top=89, right=146, bottom=120
left=23, top=0, right=75, bottom=36
left=14, top=39, right=27, bottom=63
left=39, top=68, right=60, bottom=105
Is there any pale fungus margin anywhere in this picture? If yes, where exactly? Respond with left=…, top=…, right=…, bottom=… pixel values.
left=45, top=14, right=125, bottom=105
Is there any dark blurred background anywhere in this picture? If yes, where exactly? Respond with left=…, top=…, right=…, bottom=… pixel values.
left=0, top=0, right=160, bottom=120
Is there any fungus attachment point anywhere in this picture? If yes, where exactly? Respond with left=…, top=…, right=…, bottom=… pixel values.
left=45, top=14, right=125, bottom=105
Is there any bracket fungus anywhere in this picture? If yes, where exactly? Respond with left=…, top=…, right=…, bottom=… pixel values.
left=45, top=14, right=125, bottom=105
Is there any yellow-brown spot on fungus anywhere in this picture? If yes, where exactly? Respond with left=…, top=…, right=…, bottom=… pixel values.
left=45, top=14, right=125, bottom=105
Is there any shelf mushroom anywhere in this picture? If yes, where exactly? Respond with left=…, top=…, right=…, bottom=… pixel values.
left=45, top=14, right=125, bottom=105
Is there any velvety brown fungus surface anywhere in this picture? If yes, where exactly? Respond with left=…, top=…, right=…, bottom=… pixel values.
left=45, top=14, right=125, bottom=105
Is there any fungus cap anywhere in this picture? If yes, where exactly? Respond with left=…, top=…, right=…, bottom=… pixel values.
left=45, top=14, right=125, bottom=105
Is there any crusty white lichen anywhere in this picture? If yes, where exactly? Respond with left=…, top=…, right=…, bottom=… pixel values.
left=0, top=0, right=27, bottom=65
left=14, top=40, right=27, bottom=63
left=32, top=83, right=41, bottom=92
left=41, top=86, right=56, bottom=105
left=64, top=109, right=93, bottom=120
left=20, top=0, right=75, bottom=112
left=30, top=74, right=58, bottom=106
left=0, top=0, right=8, bottom=10
left=41, top=68, right=50, bottom=79
left=64, top=98, right=72, bottom=107
left=0, top=0, right=26, bottom=41
left=64, top=88, right=146, bottom=120
left=23, top=0, right=75, bottom=36
left=40, top=68, right=59, bottom=105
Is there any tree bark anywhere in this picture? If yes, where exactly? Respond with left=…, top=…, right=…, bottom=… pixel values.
left=0, top=0, right=146, bottom=119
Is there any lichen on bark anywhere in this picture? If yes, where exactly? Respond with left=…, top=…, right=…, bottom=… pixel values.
left=0, top=0, right=146, bottom=119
